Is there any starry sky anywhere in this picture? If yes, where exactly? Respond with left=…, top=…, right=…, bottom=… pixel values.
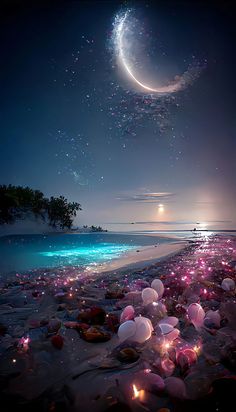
left=0, top=0, right=235, bottom=231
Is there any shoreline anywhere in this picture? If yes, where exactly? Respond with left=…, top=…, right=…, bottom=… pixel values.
left=0, top=232, right=188, bottom=281
left=90, top=240, right=189, bottom=275
left=0, top=241, right=189, bottom=285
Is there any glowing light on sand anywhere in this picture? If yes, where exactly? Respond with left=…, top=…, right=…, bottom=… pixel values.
left=132, top=384, right=145, bottom=401
left=163, top=342, right=170, bottom=350
left=18, top=336, right=30, bottom=352
left=193, top=344, right=201, bottom=355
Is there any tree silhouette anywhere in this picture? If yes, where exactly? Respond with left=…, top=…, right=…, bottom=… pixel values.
left=0, top=185, right=81, bottom=229
left=47, top=196, right=81, bottom=229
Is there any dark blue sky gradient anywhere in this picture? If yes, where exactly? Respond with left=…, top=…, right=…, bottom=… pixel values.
left=0, top=1, right=235, bottom=230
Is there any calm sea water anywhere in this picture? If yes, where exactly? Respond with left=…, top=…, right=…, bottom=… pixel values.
left=0, top=233, right=178, bottom=275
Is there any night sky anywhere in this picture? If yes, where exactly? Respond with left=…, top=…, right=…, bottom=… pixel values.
left=0, top=0, right=235, bottom=231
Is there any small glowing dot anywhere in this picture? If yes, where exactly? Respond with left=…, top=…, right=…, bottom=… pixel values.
left=163, top=342, right=170, bottom=350
left=193, top=345, right=201, bottom=355
left=132, top=384, right=139, bottom=399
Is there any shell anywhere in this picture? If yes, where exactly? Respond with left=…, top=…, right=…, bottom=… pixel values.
left=221, top=278, right=235, bottom=291
left=118, top=320, right=136, bottom=342
left=120, top=305, right=135, bottom=323
left=159, top=323, right=174, bottom=335
left=142, top=287, right=158, bottom=305
left=161, top=356, right=175, bottom=377
left=165, top=328, right=180, bottom=342
left=187, top=303, right=205, bottom=329
left=159, top=316, right=178, bottom=327
left=204, top=310, right=221, bottom=328
left=151, top=279, right=165, bottom=298
left=132, top=316, right=153, bottom=343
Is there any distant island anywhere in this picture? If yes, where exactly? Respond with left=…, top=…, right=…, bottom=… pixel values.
left=69, top=225, right=108, bottom=233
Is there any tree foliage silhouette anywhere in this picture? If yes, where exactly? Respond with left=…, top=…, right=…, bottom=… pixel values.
left=0, top=185, right=81, bottom=229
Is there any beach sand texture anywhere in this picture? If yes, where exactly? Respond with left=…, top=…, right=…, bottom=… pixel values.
left=0, top=235, right=236, bottom=411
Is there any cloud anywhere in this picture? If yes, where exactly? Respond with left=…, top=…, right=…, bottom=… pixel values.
left=116, top=192, right=176, bottom=203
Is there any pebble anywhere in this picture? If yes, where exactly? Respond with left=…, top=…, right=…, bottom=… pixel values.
left=157, top=409, right=170, bottom=412
left=80, top=326, right=111, bottom=343
left=47, top=318, right=61, bottom=333
left=117, top=347, right=139, bottom=363
left=78, top=306, right=106, bottom=325
left=51, top=334, right=64, bottom=349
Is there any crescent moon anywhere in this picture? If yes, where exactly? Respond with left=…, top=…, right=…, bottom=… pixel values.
left=115, top=11, right=185, bottom=95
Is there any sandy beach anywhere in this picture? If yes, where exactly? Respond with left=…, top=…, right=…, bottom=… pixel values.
left=0, top=234, right=236, bottom=412
left=89, top=240, right=189, bottom=274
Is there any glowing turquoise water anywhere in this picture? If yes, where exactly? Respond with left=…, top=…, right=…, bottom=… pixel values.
left=40, top=243, right=135, bottom=262
left=0, top=233, right=176, bottom=274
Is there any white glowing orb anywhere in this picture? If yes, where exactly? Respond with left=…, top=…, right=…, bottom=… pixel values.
left=158, top=204, right=164, bottom=212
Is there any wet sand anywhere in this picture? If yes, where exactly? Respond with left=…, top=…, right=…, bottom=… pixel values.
left=88, top=240, right=189, bottom=274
